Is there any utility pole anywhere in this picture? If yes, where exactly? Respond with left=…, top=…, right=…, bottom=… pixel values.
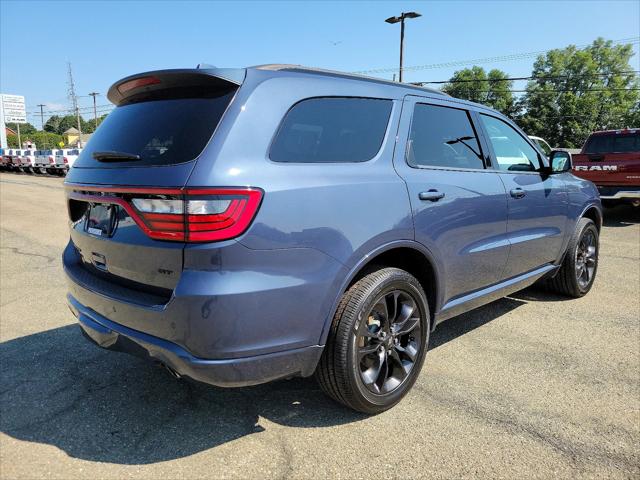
left=67, top=62, right=83, bottom=148
left=385, top=11, right=422, bottom=83
left=37, top=104, right=46, bottom=130
left=88, top=92, right=100, bottom=130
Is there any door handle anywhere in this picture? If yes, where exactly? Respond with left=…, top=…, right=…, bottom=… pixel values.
left=510, top=188, right=526, bottom=199
left=419, top=189, right=445, bottom=202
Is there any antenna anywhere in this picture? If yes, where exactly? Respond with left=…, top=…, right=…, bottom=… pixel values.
left=67, top=62, right=83, bottom=147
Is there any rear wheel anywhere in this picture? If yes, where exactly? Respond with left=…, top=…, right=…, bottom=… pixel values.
left=545, top=217, right=599, bottom=297
left=315, top=267, right=429, bottom=414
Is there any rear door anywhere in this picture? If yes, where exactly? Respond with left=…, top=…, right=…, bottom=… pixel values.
left=394, top=95, right=510, bottom=308
left=64, top=69, right=242, bottom=293
left=477, top=113, right=568, bottom=278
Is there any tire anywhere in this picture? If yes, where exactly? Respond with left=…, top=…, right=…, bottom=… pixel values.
left=315, top=267, right=430, bottom=414
left=545, top=217, right=599, bottom=298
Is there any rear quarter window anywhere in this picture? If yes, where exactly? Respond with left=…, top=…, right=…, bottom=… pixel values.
left=269, top=97, right=392, bottom=163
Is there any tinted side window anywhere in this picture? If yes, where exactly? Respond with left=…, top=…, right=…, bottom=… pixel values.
left=407, top=103, right=484, bottom=169
left=480, top=114, right=541, bottom=172
left=270, top=97, right=392, bottom=163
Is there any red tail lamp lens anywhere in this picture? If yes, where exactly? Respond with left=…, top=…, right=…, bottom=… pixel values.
left=117, top=76, right=161, bottom=94
left=185, top=189, right=263, bottom=242
left=127, top=188, right=262, bottom=242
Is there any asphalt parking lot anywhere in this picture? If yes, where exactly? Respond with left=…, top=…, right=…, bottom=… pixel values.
left=0, top=172, right=638, bottom=479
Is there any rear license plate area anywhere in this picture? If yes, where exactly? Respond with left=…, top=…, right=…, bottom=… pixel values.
left=86, top=204, right=115, bottom=237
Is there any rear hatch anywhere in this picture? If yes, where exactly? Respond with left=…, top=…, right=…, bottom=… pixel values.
left=64, top=68, right=245, bottom=299
left=573, top=129, right=640, bottom=186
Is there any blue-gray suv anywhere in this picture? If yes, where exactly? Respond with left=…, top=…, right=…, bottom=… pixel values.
left=63, top=65, right=602, bottom=413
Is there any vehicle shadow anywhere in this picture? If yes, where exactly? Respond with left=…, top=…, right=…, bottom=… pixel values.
left=603, top=204, right=640, bottom=227
left=429, top=296, right=525, bottom=349
left=509, top=285, right=570, bottom=303
left=0, top=295, right=526, bottom=465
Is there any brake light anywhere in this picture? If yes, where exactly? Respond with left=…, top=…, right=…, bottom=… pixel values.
left=49, top=156, right=54, bottom=163
left=117, top=76, right=161, bottom=94
left=64, top=157, right=68, bottom=164
left=66, top=186, right=263, bottom=242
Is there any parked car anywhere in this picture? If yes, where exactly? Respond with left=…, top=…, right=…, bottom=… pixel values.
left=54, top=148, right=81, bottom=173
left=8, top=149, right=22, bottom=170
left=63, top=65, right=602, bottom=413
left=34, top=149, right=57, bottom=174
left=529, top=135, right=553, bottom=156
left=2, top=148, right=15, bottom=169
left=572, top=128, right=640, bottom=207
left=20, top=149, right=37, bottom=172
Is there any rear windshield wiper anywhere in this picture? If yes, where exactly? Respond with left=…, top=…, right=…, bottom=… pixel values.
left=92, top=151, right=141, bottom=162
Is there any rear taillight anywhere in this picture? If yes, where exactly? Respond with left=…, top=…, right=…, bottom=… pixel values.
left=63, top=157, right=68, bottom=164
left=67, top=186, right=263, bottom=243
left=184, top=189, right=263, bottom=242
left=49, top=156, right=54, bottom=163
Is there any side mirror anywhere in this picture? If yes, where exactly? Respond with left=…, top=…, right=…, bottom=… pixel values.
left=549, top=150, right=572, bottom=173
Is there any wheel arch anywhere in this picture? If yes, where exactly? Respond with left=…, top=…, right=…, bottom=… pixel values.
left=581, top=204, right=603, bottom=232
left=319, top=241, right=443, bottom=345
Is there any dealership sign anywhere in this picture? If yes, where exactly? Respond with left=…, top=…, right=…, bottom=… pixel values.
left=1, top=94, right=27, bottom=124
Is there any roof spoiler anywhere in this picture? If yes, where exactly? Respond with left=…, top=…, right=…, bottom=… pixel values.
left=107, top=68, right=246, bottom=105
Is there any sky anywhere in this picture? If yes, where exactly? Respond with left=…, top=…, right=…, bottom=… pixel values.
left=1, top=0, right=639, bottom=126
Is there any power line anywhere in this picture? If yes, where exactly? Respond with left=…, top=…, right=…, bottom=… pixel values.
left=506, top=87, right=640, bottom=93
left=414, top=71, right=640, bottom=85
left=24, top=104, right=113, bottom=115
left=353, top=37, right=640, bottom=75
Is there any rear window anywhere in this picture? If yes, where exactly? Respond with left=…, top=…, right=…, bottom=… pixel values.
left=584, top=132, right=640, bottom=154
left=74, top=88, right=236, bottom=168
left=270, top=97, right=392, bottom=163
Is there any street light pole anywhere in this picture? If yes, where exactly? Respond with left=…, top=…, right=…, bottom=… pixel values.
left=385, top=11, right=422, bottom=83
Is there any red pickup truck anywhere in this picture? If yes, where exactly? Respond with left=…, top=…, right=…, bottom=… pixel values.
left=572, top=128, right=640, bottom=207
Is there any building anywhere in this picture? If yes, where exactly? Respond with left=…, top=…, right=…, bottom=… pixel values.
left=63, top=127, right=91, bottom=147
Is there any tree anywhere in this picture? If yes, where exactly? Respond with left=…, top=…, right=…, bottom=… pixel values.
left=442, top=67, right=517, bottom=115
left=7, top=131, right=63, bottom=149
left=518, top=38, right=639, bottom=148
left=44, top=114, right=93, bottom=135
left=6, top=122, right=37, bottom=135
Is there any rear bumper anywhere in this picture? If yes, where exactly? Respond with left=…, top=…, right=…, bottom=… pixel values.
left=68, top=294, right=323, bottom=387
left=596, top=185, right=640, bottom=200
left=600, top=191, right=640, bottom=200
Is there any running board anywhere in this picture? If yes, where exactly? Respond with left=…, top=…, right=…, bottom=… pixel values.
left=435, top=264, right=558, bottom=325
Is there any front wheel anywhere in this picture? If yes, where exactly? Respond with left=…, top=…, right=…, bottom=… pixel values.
left=315, top=267, right=430, bottom=414
left=545, top=217, right=599, bottom=297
